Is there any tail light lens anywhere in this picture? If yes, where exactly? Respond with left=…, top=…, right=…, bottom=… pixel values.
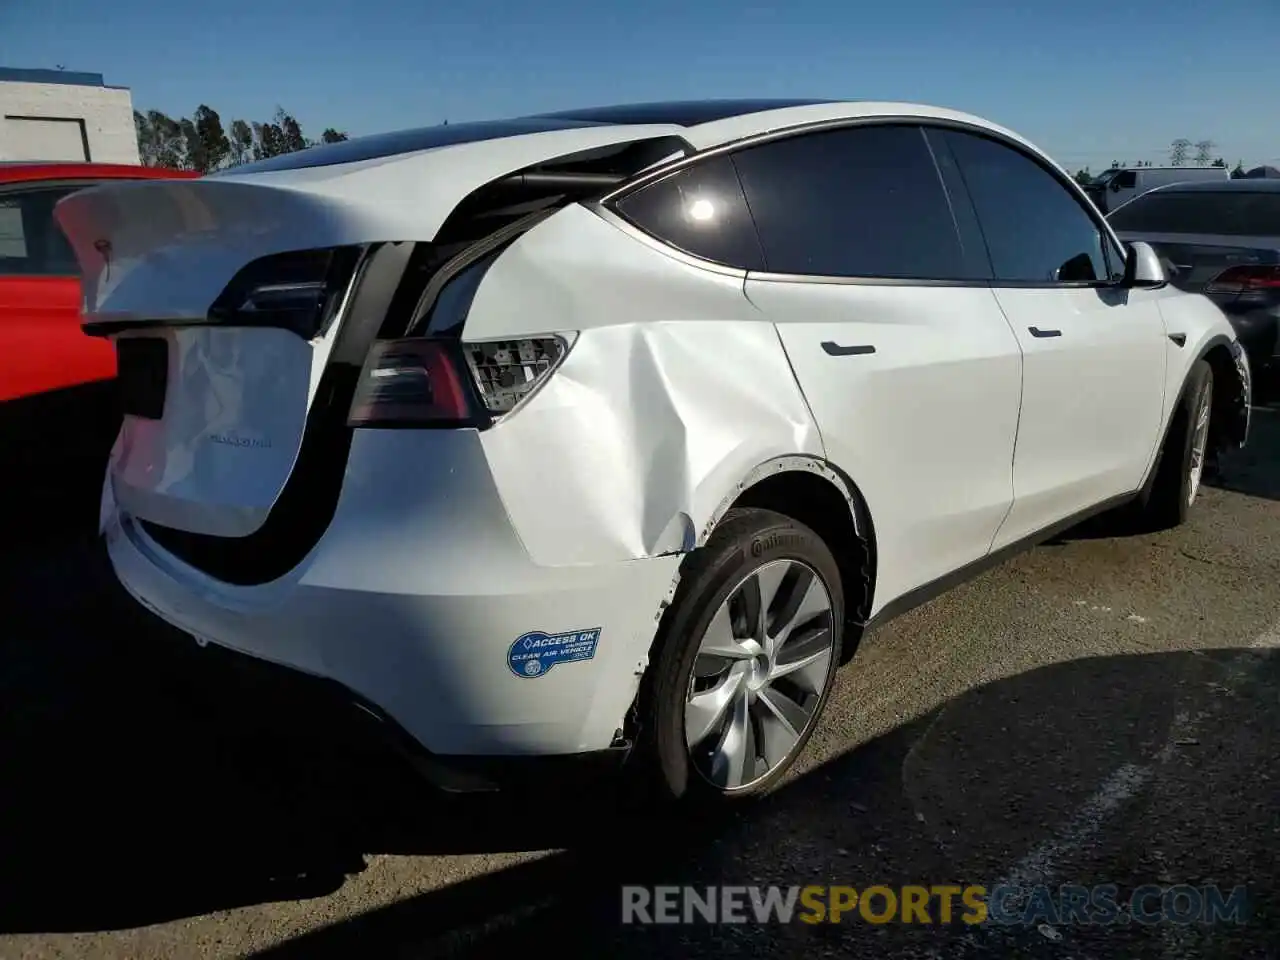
left=348, top=335, right=569, bottom=427
left=208, top=246, right=363, bottom=339
left=1205, top=265, right=1280, bottom=296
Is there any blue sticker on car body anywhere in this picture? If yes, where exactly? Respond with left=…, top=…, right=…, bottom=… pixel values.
left=508, top=628, right=601, bottom=678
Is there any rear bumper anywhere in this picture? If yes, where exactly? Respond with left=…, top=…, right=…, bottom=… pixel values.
left=179, top=631, right=633, bottom=793
left=103, top=428, right=682, bottom=764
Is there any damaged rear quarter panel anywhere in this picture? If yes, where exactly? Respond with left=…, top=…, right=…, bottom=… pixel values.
left=467, top=205, right=825, bottom=567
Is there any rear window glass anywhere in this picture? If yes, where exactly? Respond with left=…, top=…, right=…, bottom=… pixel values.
left=614, top=155, right=765, bottom=270
left=1109, top=191, right=1280, bottom=236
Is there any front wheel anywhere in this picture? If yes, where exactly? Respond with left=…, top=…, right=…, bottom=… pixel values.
left=634, top=507, right=844, bottom=804
left=1134, top=359, right=1214, bottom=531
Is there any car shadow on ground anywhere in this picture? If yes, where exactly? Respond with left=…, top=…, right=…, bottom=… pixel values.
left=1, top=535, right=1276, bottom=958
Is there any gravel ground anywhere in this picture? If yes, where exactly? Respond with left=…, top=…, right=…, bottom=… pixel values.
left=2, top=393, right=1277, bottom=960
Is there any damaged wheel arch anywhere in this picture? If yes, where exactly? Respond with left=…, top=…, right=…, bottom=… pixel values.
left=624, top=454, right=876, bottom=755
left=1203, top=335, right=1251, bottom=452
left=694, top=453, right=877, bottom=660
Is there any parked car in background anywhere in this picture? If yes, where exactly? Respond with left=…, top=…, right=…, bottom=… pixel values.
left=0, top=161, right=197, bottom=535
left=1109, top=179, right=1280, bottom=375
left=57, top=100, right=1250, bottom=805
left=1085, top=165, right=1229, bottom=213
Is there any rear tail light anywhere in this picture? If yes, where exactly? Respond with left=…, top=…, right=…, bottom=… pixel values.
left=463, top=338, right=567, bottom=414
left=1205, top=265, right=1280, bottom=296
left=347, top=335, right=569, bottom=428
left=208, top=246, right=363, bottom=339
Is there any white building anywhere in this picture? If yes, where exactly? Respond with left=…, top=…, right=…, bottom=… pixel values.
left=0, top=67, right=140, bottom=164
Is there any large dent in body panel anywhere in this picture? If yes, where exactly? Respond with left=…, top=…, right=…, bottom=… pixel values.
left=481, top=321, right=823, bottom=566
left=467, top=204, right=825, bottom=567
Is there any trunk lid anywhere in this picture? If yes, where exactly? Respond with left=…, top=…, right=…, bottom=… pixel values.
left=54, top=123, right=684, bottom=541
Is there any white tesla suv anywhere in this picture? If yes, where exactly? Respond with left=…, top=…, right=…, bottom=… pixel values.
left=56, top=99, right=1251, bottom=802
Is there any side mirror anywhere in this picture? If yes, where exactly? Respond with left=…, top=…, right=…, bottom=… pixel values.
left=1123, top=241, right=1167, bottom=288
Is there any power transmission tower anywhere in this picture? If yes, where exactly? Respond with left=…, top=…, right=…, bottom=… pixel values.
left=1170, top=139, right=1191, bottom=166
left=1194, top=140, right=1216, bottom=166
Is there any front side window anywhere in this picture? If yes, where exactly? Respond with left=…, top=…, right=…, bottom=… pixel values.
left=613, top=155, right=766, bottom=270
left=0, top=186, right=80, bottom=277
left=728, top=124, right=976, bottom=280
left=942, top=130, right=1113, bottom=284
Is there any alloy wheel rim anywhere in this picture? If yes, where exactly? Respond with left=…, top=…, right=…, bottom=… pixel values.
left=1188, top=383, right=1212, bottom=506
left=684, top=558, right=836, bottom=792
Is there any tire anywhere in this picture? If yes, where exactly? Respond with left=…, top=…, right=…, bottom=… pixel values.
left=633, top=507, right=844, bottom=804
left=1135, top=359, right=1214, bottom=531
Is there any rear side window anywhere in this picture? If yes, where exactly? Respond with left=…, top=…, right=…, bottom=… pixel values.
left=942, top=130, right=1112, bottom=284
left=613, top=155, right=766, bottom=270
left=1108, top=191, right=1280, bottom=237
left=729, top=124, right=975, bottom=279
left=0, top=187, right=80, bottom=277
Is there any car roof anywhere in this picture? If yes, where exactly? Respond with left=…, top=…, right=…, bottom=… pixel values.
left=0, top=161, right=198, bottom=185
left=528, top=98, right=839, bottom=126
left=1140, top=178, right=1280, bottom=195
left=219, top=98, right=1026, bottom=177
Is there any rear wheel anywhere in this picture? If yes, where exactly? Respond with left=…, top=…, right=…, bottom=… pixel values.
left=1135, top=360, right=1213, bottom=531
left=635, top=508, right=843, bottom=804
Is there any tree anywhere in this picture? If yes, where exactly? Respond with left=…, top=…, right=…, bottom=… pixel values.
left=188, top=105, right=231, bottom=173
left=178, top=116, right=201, bottom=169
left=136, top=101, right=351, bottom=166
left=228, top=119, right=253, bottom=166
left=134, top=111, right=155, bottom=165
left=1211, top=157, right=1227, bottom=168
left=140, top=110, right=186, bottom=168
left=1231, top=161, right=1247, bottom=179
left=1169, top=138, right=1191, bottom=166
left=251, top=120, right=286, bottom=160
left=274, top=108, right=308, bottom=154
left=1073, top=168, right=1093, bottom=185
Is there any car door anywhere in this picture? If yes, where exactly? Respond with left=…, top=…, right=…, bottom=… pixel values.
left=731, top=123, right=1025, bottom=613
left=930, top=128, right=1168, bottom=550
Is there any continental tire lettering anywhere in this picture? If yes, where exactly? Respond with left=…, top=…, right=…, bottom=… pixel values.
left=749, top=532, right=805, bottom=558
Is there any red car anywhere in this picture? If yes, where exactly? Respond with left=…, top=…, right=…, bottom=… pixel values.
left=0, top=162, right=198, bottom=536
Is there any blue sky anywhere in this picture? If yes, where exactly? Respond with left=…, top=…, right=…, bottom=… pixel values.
left=3, top=0, right=1277, bottom=173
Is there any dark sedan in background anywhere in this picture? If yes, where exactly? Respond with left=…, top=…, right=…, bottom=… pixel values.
left=1109, top=179, right=1280, bottom=376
